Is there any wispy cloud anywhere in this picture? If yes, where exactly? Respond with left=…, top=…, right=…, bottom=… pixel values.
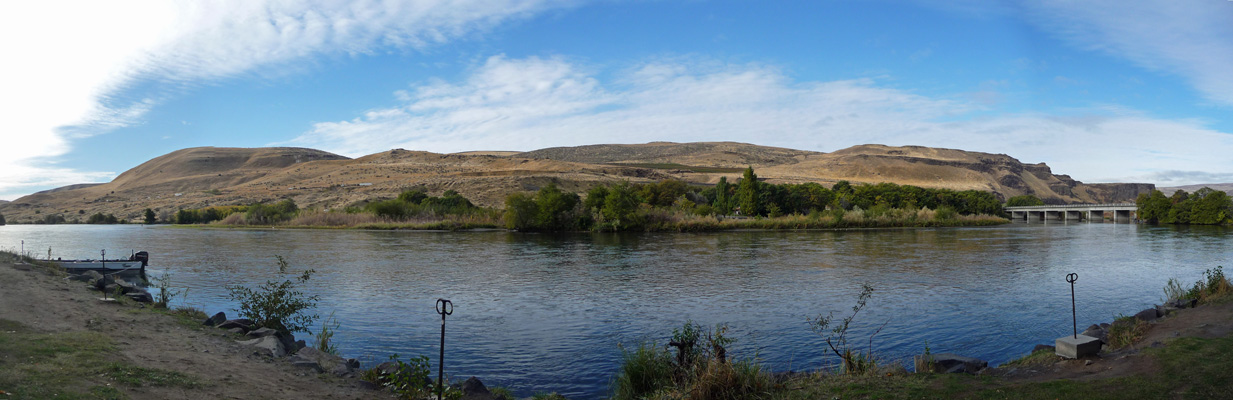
left=290, top=56, right=1233, bottom=185
left=966, top=0, right=1233, bottom=108
left=0, top=0, right=574, bottom=200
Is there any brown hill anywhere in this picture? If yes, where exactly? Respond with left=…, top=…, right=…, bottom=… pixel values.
left=0, top=142, right=1154, bottom=223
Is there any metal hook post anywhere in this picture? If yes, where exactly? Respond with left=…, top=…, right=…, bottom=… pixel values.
left=1066, top=273, right=1079, bottom=339
left=435, top=298, right=453, bottom=400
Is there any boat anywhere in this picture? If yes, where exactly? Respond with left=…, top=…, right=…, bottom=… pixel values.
left=52, top=251, right=149, bottom=274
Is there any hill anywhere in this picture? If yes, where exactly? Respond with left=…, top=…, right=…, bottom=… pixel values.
left=0, top=142, right=1154, bottom=223
left=1157, top=183, right=1233, bottom=196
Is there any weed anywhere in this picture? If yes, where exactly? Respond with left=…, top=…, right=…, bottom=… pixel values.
left=1185, top=266, right=1231, bottom=304
left=364, top=353, right=433, bottom=400
left=809, top=283, right=887, bottom=375
left=150, top=270, right=182, bottom=309
left=226, top=255, right=319, bottom=334
left=314, top=310, right=341, bottom=355
left=1106, top=314, right=1150, bottom=349
left=613, top=342, right=674, bottom=399
left=1163, top=277, right=1187, bottom=302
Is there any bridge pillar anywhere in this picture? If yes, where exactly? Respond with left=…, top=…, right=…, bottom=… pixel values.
left=1115, top=210, right=1132, bottom=223
left=1065, top=210, right=1083, bottom=221
left=1089, top=210, right=1105, bottom=222
left=1046, top=210, right=1064, bottom=221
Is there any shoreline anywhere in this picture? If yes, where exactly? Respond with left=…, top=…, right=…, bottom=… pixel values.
left=4, top=250, right=1231, bottom=399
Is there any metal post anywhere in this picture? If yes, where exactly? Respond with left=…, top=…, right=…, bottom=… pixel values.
left=435, top=298, right=453, bottom=400
left=1066, top=273, right=1078, bottom=338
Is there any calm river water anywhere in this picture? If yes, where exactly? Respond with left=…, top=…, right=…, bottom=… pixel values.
left=1, top=222, right=1229, bottom=398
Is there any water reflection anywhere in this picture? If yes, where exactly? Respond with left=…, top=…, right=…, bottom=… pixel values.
left=0, top=223, right=1229, bottom=398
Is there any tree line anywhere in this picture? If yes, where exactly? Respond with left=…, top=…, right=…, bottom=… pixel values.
left=505, top=167, right=1006, bottom=231
left=1137, top=188, right=1232, bottom=225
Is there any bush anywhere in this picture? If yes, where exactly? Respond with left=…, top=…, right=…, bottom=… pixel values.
left=314, top=311, right=340, bottom=355
left=809, top=283, right=885, bottom=375
left=1185, top=266, right=1231, bottom=304
left=362, top=354, right=434, bottom=399
left=1107, top=315, right=1149, bottom=349
left=226, top=255, right=319, bottom=334
left=612, top=322, right=770, bottom=400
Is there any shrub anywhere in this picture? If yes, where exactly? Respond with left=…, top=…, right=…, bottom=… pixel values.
left=150, top=270, right=182, bottom=309
left=226, top=255, right=319, bottom=334
left=1185, top=266, right=1232, bottom=304
left=613, top=342, right=675, bottom=400
left=613, top=322, right=770, bottom=400
left=364, top=354, right=434, bottom=399
left=1107, top=314, right=1149, bottom=349
left=809, top=283, right=886, bottom=375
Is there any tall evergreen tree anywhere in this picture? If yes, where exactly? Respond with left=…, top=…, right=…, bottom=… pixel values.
left=714, top=176, right=731, bottom=215
left=144, top=208, right=157, bottom=224
left=736, top=167, right=760, bottom=216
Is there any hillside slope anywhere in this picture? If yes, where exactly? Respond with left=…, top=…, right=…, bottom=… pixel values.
left=0, top=142, right=1154, bottom=223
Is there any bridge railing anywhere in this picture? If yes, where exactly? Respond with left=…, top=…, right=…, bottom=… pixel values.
left=1004, top=203, right=1137, bottom=210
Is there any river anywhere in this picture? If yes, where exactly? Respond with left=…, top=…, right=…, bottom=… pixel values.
left=0, top=222, right=1228, bottom=398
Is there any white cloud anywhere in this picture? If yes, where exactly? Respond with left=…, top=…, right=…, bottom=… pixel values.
left=289, top=56, right=1233, bottom=186
left=0, top=0, right=573, bottom=200
left=932, top=0, right=1233, bottom=108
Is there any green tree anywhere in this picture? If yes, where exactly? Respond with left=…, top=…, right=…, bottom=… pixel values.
left=602, top=181, right=641, bottom=228
left=736, top=167, right=761, bottom=216
left=1005, top=195, right=1045, bottom=207
left=503, top=192, right=538, bottom=230
left=1136, top=190, right=1172, bottom=223
left=0, top=212, right=5, bottom=225
left=713, top=176, right=732, bottom=215
left=143, top=208, right=157, bottom=224
left=1190, top=188, right=1233, bottom=225
left=584, top=185, right=610, bottom=212
left=534, top=183, right=582, bottom=230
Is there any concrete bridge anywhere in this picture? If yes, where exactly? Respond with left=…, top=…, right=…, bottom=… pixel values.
left=1005, top=203, right=1138, bottom=223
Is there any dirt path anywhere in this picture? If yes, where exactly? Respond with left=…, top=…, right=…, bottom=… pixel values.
left=995, top=299, right=1233, bottom=383
left=0, top=260, right=393, bottom=399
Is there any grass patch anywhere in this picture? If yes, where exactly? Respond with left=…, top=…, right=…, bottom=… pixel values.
left=0, top=318, right=200, bottom=399
left=100, top=363, right=201, bottom=388
left=1106, top=315, right=1150, bottom=349
left=1000, top=348, right=1059, bottom=368
left=0, top=316, right=199, bottom=397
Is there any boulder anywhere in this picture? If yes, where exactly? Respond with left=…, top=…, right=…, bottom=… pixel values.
left=1081, top=325, right=1108, bottom=344
left=925, top=353, right=986, bottom=374
left=276, top=332, right=302, bottom=356
left=461, top=377, right=497, bottom=400
left=1169, top=298, right=1198, bottom=309
left=203, top=312, right=227, bottom=326
left=247, top=327, right=279, bottom=338
left=83, top=270, right=104, bottom=281
left=1134, top=308, right=1160, bottom=322
left=238, top=336, right=286, bottom=358
left=286, top=347, right=358, bottom=377
left=125, top=291, right=153, bottom=303
left=216, top=319, right=253, bottom=332
left=227, top=327, right=246, bottom=334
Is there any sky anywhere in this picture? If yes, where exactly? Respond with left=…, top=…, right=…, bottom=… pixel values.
left=2, top=0, right=1232, bottom=201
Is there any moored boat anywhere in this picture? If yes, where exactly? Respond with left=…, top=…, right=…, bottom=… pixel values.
left=52, top=251, right=149, bottom=273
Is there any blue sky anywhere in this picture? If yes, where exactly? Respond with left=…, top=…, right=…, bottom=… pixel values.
left=2, top=0, right=1232, bottom=200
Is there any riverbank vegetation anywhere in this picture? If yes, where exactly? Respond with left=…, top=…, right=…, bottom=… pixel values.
left=158, top=168, right=1008, bottom=231
left=1136, top=187, right=1233, bottom=225
left=505, top=167, right=1007, bottom=232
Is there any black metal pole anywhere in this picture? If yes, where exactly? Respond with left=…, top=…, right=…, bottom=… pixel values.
left=1066, top=273, right=1079, bottom=339
left=1070, top=281, right=1076, bottom=338
left=439, top=311, right=445, bottom=400
left=436, top=298, right=452, bottom=400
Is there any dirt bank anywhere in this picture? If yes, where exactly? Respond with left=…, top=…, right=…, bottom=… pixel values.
left=0, top=258, right=393, bottom=399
